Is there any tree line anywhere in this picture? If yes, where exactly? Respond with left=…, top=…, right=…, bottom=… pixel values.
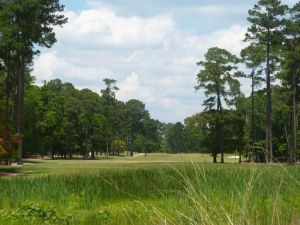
left=0, top=0, right=299, bottom=164
left=0, top=77, right=163, bottom=162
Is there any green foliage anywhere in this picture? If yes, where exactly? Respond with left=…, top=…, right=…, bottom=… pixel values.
left=0, top=201, right=71, bottom=225
left=112, top=139, right=126, bottom=153
left=195, top=47, right=241, bottom=109
left=0, top=78, right=162, bottom=159
left=164, top=122, right=185, bottom=153
left=133, top=119, right=162, bottom=154
left=195, top=47, right=242, bottom=162
left=184, top=110, right=244, bottom=155
left=245, top=0, right=288, bottom=50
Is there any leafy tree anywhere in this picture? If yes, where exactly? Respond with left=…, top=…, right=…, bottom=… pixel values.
left=134, top=119, right=162, bottom=155
left=101, top=78, right=119, bottom=157
left=89, top=113, right=107, bottom=158
left=165, top=122, right=185, bottom=154
left=126, top=99, right=150, bottom=156
left=112, top=139, right=126, bottom=155
left=24, top=85, right=43, bottom=156
left=110, top=101, right=128, bottom=156
left=245, top=0, right=288, bottom=162
left=184, top=114, right=208, bottom=153
left=195, top=47, right=241, bottom=163
left=78, top=89, right=101, bottom=159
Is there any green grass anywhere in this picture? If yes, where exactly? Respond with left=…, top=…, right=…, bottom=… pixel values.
left=0, top=154, right=299, bottom=225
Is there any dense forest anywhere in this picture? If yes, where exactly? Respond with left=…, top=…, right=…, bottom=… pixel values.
left=0, top=0, right=299, bottom=164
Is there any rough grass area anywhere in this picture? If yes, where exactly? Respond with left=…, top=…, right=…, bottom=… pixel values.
left=0, top=154, right=299, bottom=225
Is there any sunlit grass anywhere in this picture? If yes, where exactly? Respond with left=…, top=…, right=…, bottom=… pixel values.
left=0, top=154, right=299, bottom=225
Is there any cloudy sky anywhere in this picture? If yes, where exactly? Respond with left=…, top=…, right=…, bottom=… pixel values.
left=33, top=0, right=297, bottom=123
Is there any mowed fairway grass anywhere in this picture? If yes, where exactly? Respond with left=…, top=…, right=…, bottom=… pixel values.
left=0, top=154, right=299, bottom=225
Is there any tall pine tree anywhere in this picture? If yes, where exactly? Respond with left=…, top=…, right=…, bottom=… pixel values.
left=245, top=0, right=288, bottom=162
left=0, top=0, right=67, bottom=164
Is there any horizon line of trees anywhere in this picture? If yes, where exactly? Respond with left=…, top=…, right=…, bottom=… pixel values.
left=0, top=0, right=299, bottom=164
left=0, top=77, right=163, bottom=162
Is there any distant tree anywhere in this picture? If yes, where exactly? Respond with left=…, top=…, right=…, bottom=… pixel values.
left=195, top=47, right=241, bottom=163
left=112, top=139, right=126, bottom=155
left=165, top=122, right=185, bottom=154
left=24, top=85, right=43, bottom=157
left=101, top=78, right=119, bottom=157
left=78, top=89, right=101, bottom=159
left=184, top=114, right=207, bottom=153
left=110, top=101, right=128, bottom=156
left=134, top=119, right=162, bottom=155
left=126, top=99, right=150, bottom=156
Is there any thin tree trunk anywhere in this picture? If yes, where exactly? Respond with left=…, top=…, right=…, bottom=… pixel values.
left=214, top=88, right=222, bottom=164
left=106, top=137, right=109, bottom=158
left=5, top=72, right=11, bottom=121
left=291, top=56, right=297, bottom=164
left=213, top=154, right=217, bottom=163
left=85, top=124, right=88, bottom=160
left=266, top=35, right=273, bottom=163
left=217, top=91, right=224, bottom=164
left=5, top=72, right=13, bottom=165
left=285, top=124, right=290, bottom=162
left=126, top=136, right=129, bottom=156
left=220, top=107, right=224, bottom=163
left=91, top=150, right=95, bottom=159
left=51, top=146, right=55, bottom=160
left=17, top=52, right=25, bottom=165
left=251, top=71, right=257, bottom=162
left=130, top=132, right=134, bottom=156
left=117, top=137, right=120, bottom=156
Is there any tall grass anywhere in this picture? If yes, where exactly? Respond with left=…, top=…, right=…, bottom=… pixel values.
left=0, top=164, right=299, bottom=225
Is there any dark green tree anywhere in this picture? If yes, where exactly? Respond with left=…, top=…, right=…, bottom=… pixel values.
left=195, top=47, right=241, bottom=163
left=101, top=78, right=119, bottom=157
left=165, top=122, right=185, bottom=154
left=78, top=89, right=101, bottom=159
left=126, top=99, right=150, bottom=156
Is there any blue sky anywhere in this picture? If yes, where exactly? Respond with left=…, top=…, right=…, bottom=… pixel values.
left=33, top=0, right=297, bottom=123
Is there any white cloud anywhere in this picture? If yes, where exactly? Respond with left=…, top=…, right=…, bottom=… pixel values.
left=34, top=52, right=59, bottom=81
left=56, top=8, right=174, bottom=48
left=34, top=6, right=248, bottom=122
left=33, top=51, right=112, bottom=84
left=117, top=72, right=155, bottom=104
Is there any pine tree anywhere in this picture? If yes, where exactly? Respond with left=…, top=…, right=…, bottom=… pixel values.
left=245, top=0, right=288, bottom=162
left=195, top=47, right=241, bottom=163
